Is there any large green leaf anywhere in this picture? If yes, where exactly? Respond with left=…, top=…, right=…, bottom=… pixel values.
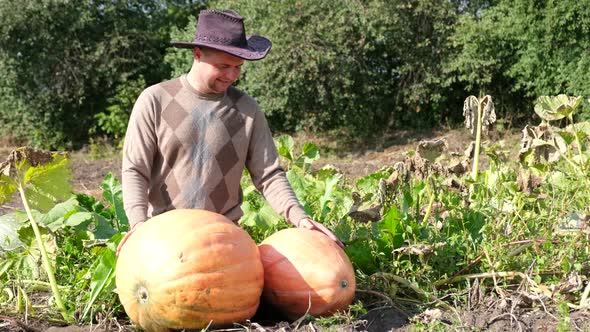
left=345, top=238, right=378, bottom=275
left=276, top=135, right=295, bottom=161
left=378, top=206, right=404, bottom=249
left=534, top=95, right=582, bottom=122
left=66, top=212, right=95, bottom=228
left=100, top=173, right=129, bottom=230
left=93, top=214, right=118, bottom=240
left=300, top=142, right=320, bottom=163
left=0, top=148, right=72, bottom=212
left=23, top=153, right=72, bottom=212
left=0, top=211, right=28, bottom=251
left=286, top=168, right=307, bottom=199
left=0, top=173, right=17, bottom=204
left=17, top=224, right=57, bottom=279
left=240, top=201, right=281, bottom=231
left=81, top=241, right=119, bottom=321
left=319, top=174, right=342, bottom=220
left=40, top=196, right=79, bottom=232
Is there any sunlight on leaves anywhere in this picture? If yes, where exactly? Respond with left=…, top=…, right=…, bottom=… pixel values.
left=0, top=211, right=28, bottom=251
left=0, top=147, right=72, bottom=212
left=101, top=172, right=129, bottom=230
left=276, top=135, right=295, bottom=161
left=534, top=95, right=582, bottom=122
left=40, top=197, right=79, bottom=231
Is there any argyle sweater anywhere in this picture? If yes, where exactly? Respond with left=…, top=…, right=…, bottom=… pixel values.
left=122, top=75, right=309, bottom=227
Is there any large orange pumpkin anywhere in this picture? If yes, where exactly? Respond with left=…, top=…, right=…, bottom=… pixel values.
left=115, top=209, right=264, bottom=332
left=259, top=228, right=356, bottom=319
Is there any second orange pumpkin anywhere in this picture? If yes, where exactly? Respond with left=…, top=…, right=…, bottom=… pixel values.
left=259, top=228, right=356, bottom=320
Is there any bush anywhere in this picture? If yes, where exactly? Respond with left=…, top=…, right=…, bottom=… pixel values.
left=0, top=0, right=203, bottom=149
left=168, top=0, right=460, bottom=137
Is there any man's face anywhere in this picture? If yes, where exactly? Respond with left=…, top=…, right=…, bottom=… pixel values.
left=193, top=48, right=244, bottom=94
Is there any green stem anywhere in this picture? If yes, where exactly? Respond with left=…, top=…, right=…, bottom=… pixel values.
left=17, top=185, right=72, bottom=323
left=569, top=115, right=585, bottom=170
left=550, top=141, right=588, bottom=185
left=422, top=182, right=436, bottom=225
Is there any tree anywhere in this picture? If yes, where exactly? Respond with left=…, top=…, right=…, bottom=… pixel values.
left=166, top=0, right=461, bottom=138
left=0, top=0, right=206, bottom=149
left=444, top=0, right=590, bottom=124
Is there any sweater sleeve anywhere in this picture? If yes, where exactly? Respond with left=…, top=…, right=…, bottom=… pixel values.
left=121, top=90, right=157, bottom=227
left=246, top=111, right=309, bottom=226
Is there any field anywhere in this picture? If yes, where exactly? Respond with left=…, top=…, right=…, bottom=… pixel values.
left=1, top=111, right=590, bottom=331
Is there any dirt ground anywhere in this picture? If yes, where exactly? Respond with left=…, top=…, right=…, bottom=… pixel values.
left=2, top=128, right=589, bottom=331
left=2, top=297, right=590, bottom=332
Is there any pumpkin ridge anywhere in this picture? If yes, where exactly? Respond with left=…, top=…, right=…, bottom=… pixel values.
left=153, top=260, right=262, bottom=288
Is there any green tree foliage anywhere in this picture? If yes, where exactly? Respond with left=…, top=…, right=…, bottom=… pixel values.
left=445, top=0, right=590, bottom=123
left=3, top=0, right=590, bottom=148
left=0, top=0, right=205, bottom=149
left=167, top=0, right=461, bottom=137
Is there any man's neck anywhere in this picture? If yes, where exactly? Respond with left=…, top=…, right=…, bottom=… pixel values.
left=186, top=68, right=206, bottom=94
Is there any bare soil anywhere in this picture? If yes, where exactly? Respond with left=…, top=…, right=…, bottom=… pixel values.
left=1, top=128, right=589, bottom=331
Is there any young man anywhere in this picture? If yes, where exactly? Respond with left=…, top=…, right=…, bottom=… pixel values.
left=118, top=9, right=342, bottom=253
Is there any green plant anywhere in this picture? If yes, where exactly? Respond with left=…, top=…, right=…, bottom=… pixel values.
left=0, top=148, right=73, bottom=322
left=92, top=76, right=146, bottom=148
left=0, top=165, right=129, bottom=323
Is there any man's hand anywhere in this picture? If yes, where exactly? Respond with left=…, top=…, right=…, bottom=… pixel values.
left=297, top=218, right=344, bottom=248
left=116, top=222, right=143, bottom=256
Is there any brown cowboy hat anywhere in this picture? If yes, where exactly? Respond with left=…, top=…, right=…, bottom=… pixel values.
left=170, top=9, right=272, bottom=61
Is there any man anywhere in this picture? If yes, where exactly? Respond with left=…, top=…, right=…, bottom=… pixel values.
left=118, top=9, right=342, bottom=253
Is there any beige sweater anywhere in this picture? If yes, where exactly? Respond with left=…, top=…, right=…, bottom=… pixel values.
left=122, top=75, right=308, bottom=227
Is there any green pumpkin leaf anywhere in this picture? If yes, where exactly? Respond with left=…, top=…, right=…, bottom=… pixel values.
left=40, top=196, right=79, bottom=231
left=301, top=142, right=319, bottom=161
left=100, top=172, right=129, bottom=230
left=276, top=135, right=295, bottom=161
left=345, top=238, right=378, bottom=274
left=286, top=168, right=307, bottom=198
left=320, top=174, right=341, bottom=208
left=93, top=214, right=118, bottom=240
left=81, top=245, right=118, bottom=321
left=240, top=201, right=281, bottom=231
left=534, top=95, right=582, bottom=122
left=0, top=148, right=72, bottom=212
left=66, top=212, right=94, bottom=227
left=378, top=206, right=404, bottom=248
left=0, top=173, right=17, bottom=204
left=23, top=153, right=72, bottom=212
left=566, top=121, right=590, bottom=139
left=556, top=131, right=576, bottom=145
left=0, top=211, right=28, bottom=251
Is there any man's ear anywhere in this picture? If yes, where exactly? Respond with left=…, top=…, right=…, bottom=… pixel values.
left=193, top=47, right=202, bottom=61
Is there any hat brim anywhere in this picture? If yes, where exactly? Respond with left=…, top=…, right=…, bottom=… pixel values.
left=170, top=35, right=271, bottom=61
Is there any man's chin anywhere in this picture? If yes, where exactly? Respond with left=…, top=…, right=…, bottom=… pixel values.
left=210, top=84, right=230, bottom=94
left=213, top=83, right=231, bottom=93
